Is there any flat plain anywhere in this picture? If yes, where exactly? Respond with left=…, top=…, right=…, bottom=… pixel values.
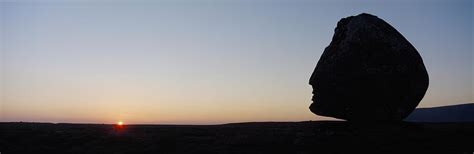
left=1, top=121, right=473, bottom=153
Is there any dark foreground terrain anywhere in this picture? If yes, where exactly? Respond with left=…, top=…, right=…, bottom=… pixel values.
left=1, top=121, right=473, bottom=153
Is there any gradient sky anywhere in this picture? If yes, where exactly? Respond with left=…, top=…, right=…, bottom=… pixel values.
left=1, top=0, right=472, bottom=124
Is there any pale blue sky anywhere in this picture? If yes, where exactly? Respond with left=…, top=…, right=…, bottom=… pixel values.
left=0, top=0, right=472, bottom=124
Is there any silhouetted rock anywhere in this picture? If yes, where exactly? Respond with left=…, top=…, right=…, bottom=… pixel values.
left=309, top=13, right=429, bottom=121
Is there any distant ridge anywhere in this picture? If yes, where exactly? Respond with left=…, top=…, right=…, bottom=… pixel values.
left=405, top=103, right=474, bottom=122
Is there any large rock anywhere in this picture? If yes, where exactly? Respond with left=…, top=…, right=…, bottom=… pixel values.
left=309, top=13, right=429, bottom=121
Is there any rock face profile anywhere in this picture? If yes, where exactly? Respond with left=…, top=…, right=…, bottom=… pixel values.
left=309, top=13, right=429, bottom=121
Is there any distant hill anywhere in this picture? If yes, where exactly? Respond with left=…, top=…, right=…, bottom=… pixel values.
left=405, top=103, right=474, bottom=122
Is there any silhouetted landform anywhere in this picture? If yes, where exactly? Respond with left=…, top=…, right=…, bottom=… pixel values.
left=406, top=103, right=474, bottom=122
left=309, top=13, right=429, bottom=121
left=1, top=121, right=473, bottom=153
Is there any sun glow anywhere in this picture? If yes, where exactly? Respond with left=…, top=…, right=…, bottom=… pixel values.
left=117, top=121, right=123, bottom=126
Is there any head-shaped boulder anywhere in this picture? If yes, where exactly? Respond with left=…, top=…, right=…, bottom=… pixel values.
left=309, top=13, right=429, bottom=121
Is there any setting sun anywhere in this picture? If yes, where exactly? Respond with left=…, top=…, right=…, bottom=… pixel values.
left=117, top=121, right=123, bottom=126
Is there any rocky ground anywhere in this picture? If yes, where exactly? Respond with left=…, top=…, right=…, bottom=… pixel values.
left=1, top=121, right=473, bottom=153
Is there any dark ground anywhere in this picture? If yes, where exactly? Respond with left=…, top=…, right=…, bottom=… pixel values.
left=1, top=121, right=473, bottom=153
